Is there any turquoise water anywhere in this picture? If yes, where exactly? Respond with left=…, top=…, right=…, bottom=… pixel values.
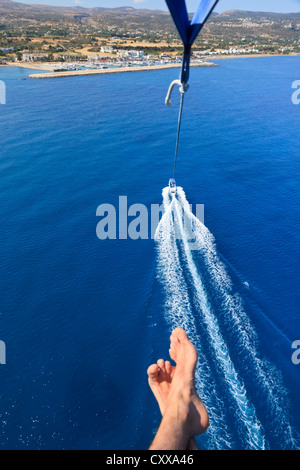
left=0, top=57, right=299, bottom=450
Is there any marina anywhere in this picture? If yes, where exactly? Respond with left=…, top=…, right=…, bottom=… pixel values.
left=28, top=61, right=217, bottom=79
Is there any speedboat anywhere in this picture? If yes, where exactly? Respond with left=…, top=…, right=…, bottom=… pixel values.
left=169, top=178, right=176, bottom=194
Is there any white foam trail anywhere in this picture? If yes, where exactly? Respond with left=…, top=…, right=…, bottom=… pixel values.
left=171, top=189, right=266, bottom=450
left=155, top=188, right=233, bottom=449
left=178, top=188, right=297, bottom=449
left=155, top=186, right=299, bottom=449
left=176, top=187, right=298, bottom=450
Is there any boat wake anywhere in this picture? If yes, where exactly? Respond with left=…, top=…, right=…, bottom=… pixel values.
left=154, top=187, right=298, bottom=450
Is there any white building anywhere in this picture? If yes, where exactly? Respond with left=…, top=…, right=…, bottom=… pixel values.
left=125, top=50, right=144, bottom=59
left=101, top=46, right=113, bottom=54
left=22, top=53, right=48, bottom=62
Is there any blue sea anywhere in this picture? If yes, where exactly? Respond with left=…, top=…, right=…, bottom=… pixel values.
left=0, top=57, right=299, bottom=450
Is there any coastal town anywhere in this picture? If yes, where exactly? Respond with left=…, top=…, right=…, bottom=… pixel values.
left=1, top=45, right=261, bottom=65
left=0, top=34, right=263, bottom=76
left=0, top=1, right=299, bottom=73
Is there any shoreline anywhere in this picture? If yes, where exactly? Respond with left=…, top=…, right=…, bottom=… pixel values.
left=1, top=53, right=298, bottom=79
left=212, top=52, right=299, bottom=60
left=28, top=62, right=217, bottom=79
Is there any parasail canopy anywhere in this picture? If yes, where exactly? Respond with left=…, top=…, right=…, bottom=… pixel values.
left=165, top=0, right=219, bottom=84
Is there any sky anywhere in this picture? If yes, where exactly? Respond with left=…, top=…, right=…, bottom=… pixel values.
left=14, top=0, right=300, bottom=14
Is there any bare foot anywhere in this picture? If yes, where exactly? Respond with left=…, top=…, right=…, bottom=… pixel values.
left=166, top=328, right=209, bottom=437
left=147, top=328, right=209, bottom=449
left=148, top=360, right=199, bottom=450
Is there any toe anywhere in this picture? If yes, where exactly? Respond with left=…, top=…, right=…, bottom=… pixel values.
left=173, top=327, right=189, bottom=343
left=157, top=359, right=166, bottom=374
left=147, top=364, right=159, bottom=382
left=165, top=361, right=173, bottom=377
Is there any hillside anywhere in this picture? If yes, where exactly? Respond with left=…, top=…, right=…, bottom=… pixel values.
left=0, top=0, right=299, bottom=59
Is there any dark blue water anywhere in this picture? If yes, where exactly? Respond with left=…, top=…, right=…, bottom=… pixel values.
left=0, top=57, right=299, bottom=450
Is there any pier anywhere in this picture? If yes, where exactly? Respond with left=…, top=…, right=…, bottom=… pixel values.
left=29, top=62, right=217, bottom=79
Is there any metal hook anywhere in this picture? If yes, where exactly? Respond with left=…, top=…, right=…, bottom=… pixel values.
left=165, top=79, right=190, bottom=107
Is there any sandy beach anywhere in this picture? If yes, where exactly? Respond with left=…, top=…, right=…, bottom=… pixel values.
left=2, top=62, right=55, bottom=71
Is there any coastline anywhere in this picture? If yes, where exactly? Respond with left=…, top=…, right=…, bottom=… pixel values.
left=28, top=62, right=217, bottom=79
left=1, top=53, right=298, bottom=79
left=212, top=52, right=299, bottom=60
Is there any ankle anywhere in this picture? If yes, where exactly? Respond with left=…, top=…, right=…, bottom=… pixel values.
left=165, top=392, right=192, bottom=430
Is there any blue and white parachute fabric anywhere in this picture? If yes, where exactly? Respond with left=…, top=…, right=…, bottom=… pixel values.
left=165, top=0, right=219, bottom=85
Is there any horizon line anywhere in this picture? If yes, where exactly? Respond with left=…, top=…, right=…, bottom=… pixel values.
left=5, top=1, right=300, bottom=14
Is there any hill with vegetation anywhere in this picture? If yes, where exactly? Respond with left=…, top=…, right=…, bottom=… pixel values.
left=0, top=0, right=299, bottom=60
